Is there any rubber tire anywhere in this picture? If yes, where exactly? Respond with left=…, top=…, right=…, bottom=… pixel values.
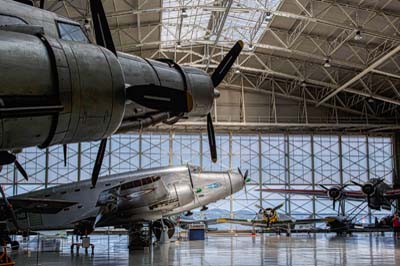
left=153, top=219, right=175, bottom=240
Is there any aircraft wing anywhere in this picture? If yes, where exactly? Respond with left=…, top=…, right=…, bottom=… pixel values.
left=258, top=188, right=327, bottom=197
left=179, top=217, right=326, bottom=229
left=259, top=188, right=365, bottom=200
left=8, top=198, right=78, bottom=214
left=383, top=189, right=400, bottom=199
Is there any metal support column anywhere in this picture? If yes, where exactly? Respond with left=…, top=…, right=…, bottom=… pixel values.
left=366, top=136, right=371, bottom=223
left=392, top=133, right=400, bottom=213
left=45, top=148, right=49, bottom=188
left=311, top=134, right=316, bottom=218
left=285, top=133, right=291, bottom=216
left=229, top=132, right=233, bottom=222
left=259, top=133, right=263, bottom=207
left=77, top=143, right=81, bottom=182
left=169, top=130, right=173, bottom=166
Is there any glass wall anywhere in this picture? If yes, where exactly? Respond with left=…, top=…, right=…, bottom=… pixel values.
left=0, top=133, right=393, bottom=223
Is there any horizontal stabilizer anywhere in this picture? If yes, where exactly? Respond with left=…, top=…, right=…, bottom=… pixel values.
left=8, top=198, right=78, bottom=214
left=126, top=84, right=193, bottom=113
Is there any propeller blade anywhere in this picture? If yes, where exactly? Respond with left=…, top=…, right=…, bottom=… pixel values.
left=367, top=196, right=371, bottom=208
left=63, top=144, right=67, bottom=167
left=244, top=170, right=249, bottom=179
left=14, top=160, right=28, bottom=181
left=207, top=113, right=217, bottom=163
left=255, top=204, right=264, bottom=211
left=0, top=185, right=19, bottom=230
left=333, top=200, right=336, bottom=210
left=91, top=138, right=107, bottom=188
left=0, top=151, right=16, bottom=165
left=238, top=168, right=243, bottom=177
left=319, top=184, right=330, bottom=191
left=94, top=212, right=103, bottom=228
left=126, top=84, right=193, bottom=113
left=272, top=202, right=284, bottom=211
left=342, top=183, right=350, bottom=189
left=90, top=0, right=117, bottom=55
left=351, top=180, right=363, bottom=187
left=210, top=40, right=244, bottom=87
left=39, top=0, right=44, bottom=8
left=244, top=184, right=248, bottom=201
left=376, top=178, right=385, bottom=185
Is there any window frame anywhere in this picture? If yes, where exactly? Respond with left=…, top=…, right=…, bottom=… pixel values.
left=0, top=13, right=28, bottom=26
left=55, top=20, right=90, bottom=43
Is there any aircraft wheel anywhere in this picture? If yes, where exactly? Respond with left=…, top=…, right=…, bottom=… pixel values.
left=153, top=219, right=175, bottom=240
left=11, top=240, right=19, bottom=250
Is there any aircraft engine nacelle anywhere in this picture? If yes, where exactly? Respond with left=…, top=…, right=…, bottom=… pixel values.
left=118, top=53, right=214, bottom=118
left=170, top=183, right=195, bottom=207
left=0, top=30, right=125, bottom=150
left=327, top=186, right=344, bottom=201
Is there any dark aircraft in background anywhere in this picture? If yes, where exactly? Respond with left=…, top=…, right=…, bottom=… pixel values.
left=0, top=165, right=248, bottom=249
left=0, top=0, right=244, bottom=186
left=259, top=178, right=400, bottom=212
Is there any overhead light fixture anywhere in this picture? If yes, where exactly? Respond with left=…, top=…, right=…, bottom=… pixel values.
left=368, top=97, right=374, bottom=103
left=181, top=8, right=188, bottom=18
left=248, top=44, right=254, bottom=51
left=354, top=30, right=362, bottom=41
left=234, top=69, right=241, bottom=74
left=324, top=58, right=331, bottom=68
left=177, top=41, right=181, bottom=48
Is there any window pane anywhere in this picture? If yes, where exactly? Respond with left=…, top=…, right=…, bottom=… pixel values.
left=0, top=15, right=26, bottom=26
left=57, top=22, right=89, bottom=43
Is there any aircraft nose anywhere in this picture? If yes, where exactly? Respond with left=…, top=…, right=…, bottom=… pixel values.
left=230, top=172, right=245, bottom=194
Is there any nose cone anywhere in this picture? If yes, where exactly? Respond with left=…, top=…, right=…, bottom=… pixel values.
left=230, top=172, right=245, bottom=194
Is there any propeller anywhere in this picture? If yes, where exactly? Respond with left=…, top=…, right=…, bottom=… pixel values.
left=207, top=40, right=244, bottom=163
left=0, top=185, right=19, bottom=231
left=319, top=184, right=349, bottom=210
left=91, top=138, right=107, bottom=188
left=351, top=178, right=385, bottom=208
left=0, top=151, right=28, bottom=181
left=255, top=203, right=283, bottom=221
left=238, top=168, right=250, bottom=200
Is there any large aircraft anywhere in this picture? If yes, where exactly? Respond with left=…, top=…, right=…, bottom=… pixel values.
left=0, top=165, right=248, bottom=249
left=259, top=178, right=400, bottom=212
left=0, top=0, right=244, bottom=186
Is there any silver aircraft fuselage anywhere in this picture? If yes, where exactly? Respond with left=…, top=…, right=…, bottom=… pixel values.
left=8, top=165, right=244, bottom=231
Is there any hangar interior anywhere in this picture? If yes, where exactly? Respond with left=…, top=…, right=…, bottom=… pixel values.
left=1, top=0, right=400, bottom=265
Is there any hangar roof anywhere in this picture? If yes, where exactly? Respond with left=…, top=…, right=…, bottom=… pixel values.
left=39, top=0, right=400, bottom=132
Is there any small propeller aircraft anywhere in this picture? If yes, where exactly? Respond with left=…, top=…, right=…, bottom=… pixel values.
left=180, top=202, right=325, bottom=234
left=0, top=165, right=249, bottom=250
left=0, top=0, right=244, bottom=187
left=259, top=177, right=400, bottom=212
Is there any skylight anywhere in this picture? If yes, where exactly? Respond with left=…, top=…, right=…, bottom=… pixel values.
left=161, top=0, right=282, bottom=49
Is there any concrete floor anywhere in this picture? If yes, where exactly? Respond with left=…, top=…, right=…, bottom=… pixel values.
left=8, top=233, right=400, bottom=265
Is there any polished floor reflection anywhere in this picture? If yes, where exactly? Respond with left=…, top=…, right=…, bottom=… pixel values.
left=10, top=233, right=400, bottom=265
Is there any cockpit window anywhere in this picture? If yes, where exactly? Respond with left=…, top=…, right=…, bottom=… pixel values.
left=57, top=21, right=89, bottom=43
left=0, top=15, right=27, bottom=26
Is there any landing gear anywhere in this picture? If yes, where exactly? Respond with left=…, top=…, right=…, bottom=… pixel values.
left=153, top=219, right=175, bottom=241
left=127, top=222, right=153, bottom=250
